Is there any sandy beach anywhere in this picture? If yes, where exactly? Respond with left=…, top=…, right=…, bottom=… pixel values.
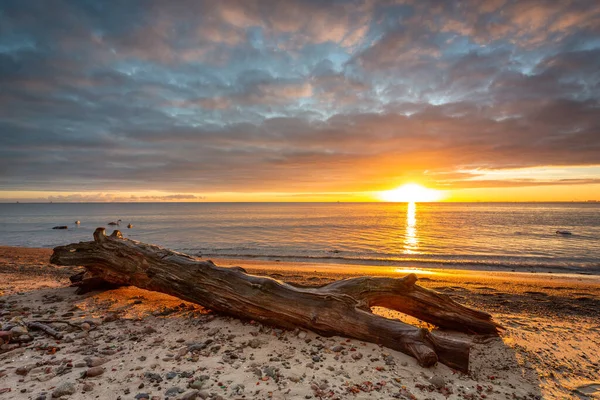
left=0, top=246, right=599, bottom=399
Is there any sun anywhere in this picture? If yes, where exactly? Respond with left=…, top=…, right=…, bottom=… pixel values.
left=379, top=183, right=443, bottom=202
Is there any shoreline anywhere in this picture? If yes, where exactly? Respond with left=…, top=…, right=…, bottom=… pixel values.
left=197, top=253, right=600, bottom=276
left=208, top=255, right=600, bottom=281
left=1, top=246, right=599, bottom=399
left=7, top=245, right=600, bottom=278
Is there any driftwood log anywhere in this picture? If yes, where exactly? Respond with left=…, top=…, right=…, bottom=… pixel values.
left=50, top=228, right=501, bottom=372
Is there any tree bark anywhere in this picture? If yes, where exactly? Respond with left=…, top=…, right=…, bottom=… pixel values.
left=50, top=228, right=501, bottom=372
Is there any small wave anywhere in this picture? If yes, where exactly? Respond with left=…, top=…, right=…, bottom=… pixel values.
left=188, top=251, right=600, bottom=274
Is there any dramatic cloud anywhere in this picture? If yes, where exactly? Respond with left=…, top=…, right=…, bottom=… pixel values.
left=1, top=0, right=599, bottom=197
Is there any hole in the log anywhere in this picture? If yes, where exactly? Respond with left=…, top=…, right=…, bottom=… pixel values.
left=371, top=306, right=435, bottom=330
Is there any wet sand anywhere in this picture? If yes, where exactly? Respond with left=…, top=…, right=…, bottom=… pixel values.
left=0, top=246, right=599, bottom=399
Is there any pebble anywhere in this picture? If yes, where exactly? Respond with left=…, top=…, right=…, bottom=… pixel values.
left=144, top=372, right=163, bottom=382
left=207, top=328, right=219, bottom=336
left=166, top=371, right=177, bottom=380
left=51, top=382, right=76, bottom=398
left=85, top=357, right=108, bottom=367
left=248, top=338, right=262, bottom=349
left=165, top=386, right=182, bottom=396
left=179, top=391, right=200, bottom=400
left=10, top=326, right=28, bottom=336
left=85, top=367, right=105, bottom=377
left=429, top=375, right=446, bottom=388
left=189, top=380, right=205, bottom=390
left=16, top=366, right=32, bottom=376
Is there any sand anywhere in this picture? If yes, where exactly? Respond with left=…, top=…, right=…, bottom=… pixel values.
left=0, top=246, right=599, bottom=399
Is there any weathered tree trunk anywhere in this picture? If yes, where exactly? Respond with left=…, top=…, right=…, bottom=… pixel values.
left=50, top=228, right=501, bottom=372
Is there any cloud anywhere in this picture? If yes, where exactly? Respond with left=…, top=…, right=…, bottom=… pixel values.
left=1, top=0, right=599, bottom=197
left=42, top=193, right=205, bottom=203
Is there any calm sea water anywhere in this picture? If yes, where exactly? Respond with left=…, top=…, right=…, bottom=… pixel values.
left=0, top=202, right=599, bottom=274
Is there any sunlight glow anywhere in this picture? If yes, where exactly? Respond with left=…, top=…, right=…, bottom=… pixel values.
left=403, top=202, right=418, bottom=254
left=394, top=268, right=435, bottom=275
left=379, top=183, right=442, bottom=202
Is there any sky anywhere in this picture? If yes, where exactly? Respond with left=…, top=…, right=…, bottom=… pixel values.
left=1, top=0, right=600, bottom=202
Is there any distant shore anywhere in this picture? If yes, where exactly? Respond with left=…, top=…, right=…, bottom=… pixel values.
left=1, top=246, right=599, bottom=399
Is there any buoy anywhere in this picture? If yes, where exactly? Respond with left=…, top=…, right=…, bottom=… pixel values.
left=75, top=220, right=80, bottom=225
left=127, top=223, right=133, bottom=229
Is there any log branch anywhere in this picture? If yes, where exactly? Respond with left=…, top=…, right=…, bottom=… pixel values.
left=50, top=228, right=501, bottom=372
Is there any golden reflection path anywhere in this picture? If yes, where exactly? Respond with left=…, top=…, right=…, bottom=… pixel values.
left=403, top=201, right=418, bottom=254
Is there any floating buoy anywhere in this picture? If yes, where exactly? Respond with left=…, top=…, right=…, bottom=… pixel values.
left=75, top=220, right=80, bottom=225
left=127, top=223, right=133, bottom=229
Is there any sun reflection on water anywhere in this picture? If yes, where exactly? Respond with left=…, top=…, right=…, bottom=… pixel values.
left=404, top=202, right=418, bottom=254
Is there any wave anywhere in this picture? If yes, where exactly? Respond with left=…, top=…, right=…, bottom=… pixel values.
left=183, top=250, right=600, bottom=274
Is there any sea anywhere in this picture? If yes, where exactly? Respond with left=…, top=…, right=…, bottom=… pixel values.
left=0, top=202, right=599, bottom=274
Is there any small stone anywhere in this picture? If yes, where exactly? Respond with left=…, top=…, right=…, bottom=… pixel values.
left=17, top=334, right=33, bottom=342
left=85, top=357, right=108, bottom=367
left=142, top=326, right=156, bottom=334
left=37, top=372, right=56, bottom=382
left=82, top=382, right=95, bottom=392
left=312, top=355, right=321, bottom=362
left=189, top=380, right=204, bottom=390
left=331, top=345, right=344, bottom=352
left=166, top=371, right=177, bottom=380
left=134, top=394, right=150, bottom=400
left=85, top=367, right=104, bottom=377
left=80, top=323, right=91, bottom=331
left=103, top=313, right=119, bottom=323
left=428, top=375, right=446, bottom=389
left=179, top=391, right=199, bottom=400
left=52, top=382, right=76, bottom=398
left=144, top=372, right=163, bottom=382
left=187, top=341, right=209, bottom=352
left=231, top=383, right=244, bottom=394
left=298, top=331, right=307, bottom=339
left=264, top=366, right=277, bottom=379
left=207, top=328, right=219, bottom=336
left=351, top=352, right=363, bottom=360
left=248, top=339, right=261, bottom=349
left=165, top=386, right=182, bottom=396
left=10, top=326, right=27, bottom=336
left=16, top=366, right=31, bottom=376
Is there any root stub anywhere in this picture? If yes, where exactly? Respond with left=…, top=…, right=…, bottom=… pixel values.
left=50, top=228, right=501, bottom=372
